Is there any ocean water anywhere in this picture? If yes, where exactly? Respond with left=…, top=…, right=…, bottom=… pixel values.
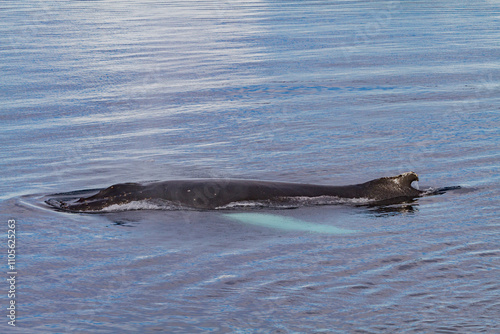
left=1, top=0, right=499, bottom=333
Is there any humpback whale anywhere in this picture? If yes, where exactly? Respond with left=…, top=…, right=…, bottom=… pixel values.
left=46, top=172, right=423, bottom=212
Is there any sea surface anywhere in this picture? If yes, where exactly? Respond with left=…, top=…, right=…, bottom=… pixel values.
left=1, top=0, right=499, bottom=333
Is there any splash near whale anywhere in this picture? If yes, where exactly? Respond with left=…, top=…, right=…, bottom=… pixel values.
left=46, top=172, right=425, bottom=213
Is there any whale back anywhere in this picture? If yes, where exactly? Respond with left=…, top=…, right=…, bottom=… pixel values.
left=46, top=172, right=424, bottom=212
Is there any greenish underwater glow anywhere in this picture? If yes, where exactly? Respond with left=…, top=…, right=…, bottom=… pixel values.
left=224, top=213, right=357, bottom=235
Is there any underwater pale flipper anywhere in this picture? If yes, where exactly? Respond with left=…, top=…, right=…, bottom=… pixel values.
left=224, top=213, right=357, bottom=235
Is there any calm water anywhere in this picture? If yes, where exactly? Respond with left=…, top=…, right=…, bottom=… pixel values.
left=1, top=0, right=499, bottom=332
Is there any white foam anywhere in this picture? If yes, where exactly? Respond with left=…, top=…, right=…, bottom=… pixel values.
left=100, top=200, right=180, bottom=212
left=64, top=195, right=375, bottom=213
left=283, top=195, right=372, bottom=206
left=217, top=201, right=271, bottom=209
left=217, top=196, right=372, bottom=210
left=421, top=187, right=439, bottom=196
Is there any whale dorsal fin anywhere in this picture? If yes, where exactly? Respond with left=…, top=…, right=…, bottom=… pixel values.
left=391, top=172, right=419, bottom=188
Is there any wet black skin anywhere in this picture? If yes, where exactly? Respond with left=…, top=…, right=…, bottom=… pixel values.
left=49, top=172, right=422, bottom=212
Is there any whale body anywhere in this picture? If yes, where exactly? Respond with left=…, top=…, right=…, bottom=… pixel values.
left=46, top=172, right=423, bottom=212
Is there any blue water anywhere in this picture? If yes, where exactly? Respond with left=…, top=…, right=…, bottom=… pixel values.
left=1, top=0, right=499, bottom=332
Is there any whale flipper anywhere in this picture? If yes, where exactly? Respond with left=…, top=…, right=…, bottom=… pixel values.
left=224, top=213, right=357, bottom=234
